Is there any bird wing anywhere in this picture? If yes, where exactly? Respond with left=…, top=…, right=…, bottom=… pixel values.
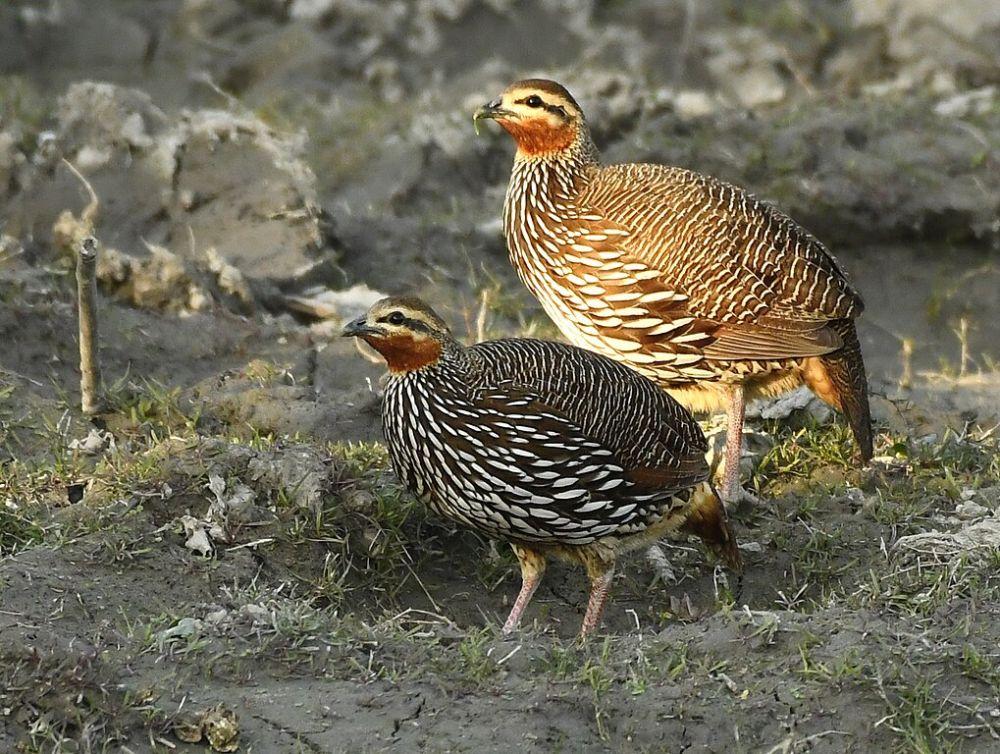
left=564, top=163, right=862, bottom=361
left=434, top=384, right=696, bottom=545
left=392, top=339, right=711, bottom=545
left=468, top=339, right=709, bottom=478
left=699, top=317, right=842, bottom=361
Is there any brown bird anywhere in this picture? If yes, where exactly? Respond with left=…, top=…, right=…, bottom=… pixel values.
left=343, top=296, right=741, bottom=636
left=474, top=79, right=872, bottom=504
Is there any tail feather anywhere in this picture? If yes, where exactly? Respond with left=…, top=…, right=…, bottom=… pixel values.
left=805, top=318, right=873, bottom=463
left=680, top=482, right=742, bottom=571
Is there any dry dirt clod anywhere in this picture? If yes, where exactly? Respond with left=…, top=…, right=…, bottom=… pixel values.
left=283, top=282, right=385, bottom=322
left=172, top=704, right=240, bottom=751
left=747, top=385, right=831, bottom=422
left=893, top=515, right=1000, bottom=561
left=202, top=704, right=240, bottom=752
left=207, top=474, right=257, bottom=526
left=158, top=617, right=203, bottom=642
left=67, top=427, right=115, bottom=455
left=955, top=499, right=989, bottom=520
left=205, top=246, right=253, bottom=307
left=180, top=514, right=217, bottom=557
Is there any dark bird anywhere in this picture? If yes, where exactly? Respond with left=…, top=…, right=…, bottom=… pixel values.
left=474, top=79, right=872, bottom=504
left=343, top=296, right=741, bottom=637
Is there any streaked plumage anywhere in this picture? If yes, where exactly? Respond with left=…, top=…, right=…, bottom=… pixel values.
left=343, top=296, right=741, bottom=636
left=476, top=79, right=872, bottom=503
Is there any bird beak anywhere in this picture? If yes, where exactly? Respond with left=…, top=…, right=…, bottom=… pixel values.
left=341, top=316, right=378, bottom=338
left=473, top=97, right=514, bottom=134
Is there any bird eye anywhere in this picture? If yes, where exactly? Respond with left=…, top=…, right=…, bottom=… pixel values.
left=387, top=311, right=405, bottom=325
left=526, top=95, right=543, bottom=108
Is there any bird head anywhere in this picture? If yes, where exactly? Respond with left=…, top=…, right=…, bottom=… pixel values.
left=342, top=296, right=453, bottom=373
left=474, top=79, right=587, bottom=158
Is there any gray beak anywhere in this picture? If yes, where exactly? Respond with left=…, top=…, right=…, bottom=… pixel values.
left=342, top=316, right=377, bottom=338
left=473, top=97, right=515, bottom=133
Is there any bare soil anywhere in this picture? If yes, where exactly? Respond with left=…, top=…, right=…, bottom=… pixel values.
left=2, top=1, right=999, bottom=752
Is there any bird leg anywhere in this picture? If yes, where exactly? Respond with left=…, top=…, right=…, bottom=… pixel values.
left=502, top=544, right=547, bottom=635
left=580, top=553, right=616, bottom=638
left=721, top=384, right=759, bottom=507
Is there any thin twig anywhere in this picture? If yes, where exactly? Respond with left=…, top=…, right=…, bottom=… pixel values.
left=76, top=235, right=104, bottom=414
left=899, top=338, right=913, bottom=389
left=475, top=288, right=490, bottom=343
left=956, top=316, right=970, bottom=379
left=62, top=159, right=105, bottom=414
left=61, top=158, right=99, bottom=231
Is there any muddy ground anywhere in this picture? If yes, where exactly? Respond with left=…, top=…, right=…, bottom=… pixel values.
left=1, top=1, right=999, bottom=752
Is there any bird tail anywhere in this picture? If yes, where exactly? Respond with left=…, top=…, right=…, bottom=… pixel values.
left=680, top=481, right=742, bottom=572
left=803, top=319, right=873, bottom=463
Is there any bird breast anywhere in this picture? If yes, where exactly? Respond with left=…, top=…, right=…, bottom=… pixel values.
left=502, top=161, right=721, bottom=385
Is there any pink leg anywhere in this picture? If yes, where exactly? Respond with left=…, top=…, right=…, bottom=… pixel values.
left=580, top=558, right=615, bottom=638
left=502, top=544, right=546, bottom=634
left=721, top=384, right=752, bottom=506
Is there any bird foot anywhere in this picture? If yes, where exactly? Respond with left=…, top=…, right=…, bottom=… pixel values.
left=721, top=486, right=761, bottom=512
left=645, top=544, right=678, bottom=586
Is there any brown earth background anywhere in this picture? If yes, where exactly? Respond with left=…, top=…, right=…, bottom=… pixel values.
left=1, top=1, right=999, bottom=752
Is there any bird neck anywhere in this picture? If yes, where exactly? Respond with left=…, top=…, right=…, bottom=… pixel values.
left=508, top=138, right=597, bottom=209
left=505, top=132, right=598, bottom=237
left=512, top=124, right=598, bottom=170
left=371, top=335, right=462, bottom=375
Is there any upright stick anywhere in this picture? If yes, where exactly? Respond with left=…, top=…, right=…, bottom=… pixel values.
left=76, top=235, right=103, bottom=414
left=61, top=159, right=104, bottom=415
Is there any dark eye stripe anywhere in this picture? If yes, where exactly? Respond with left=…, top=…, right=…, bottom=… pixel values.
left=377, top=313, right=435, bottom=334
left=516, top=96, right=568, bottom=119
left=406, top=318, right=434, bottom=334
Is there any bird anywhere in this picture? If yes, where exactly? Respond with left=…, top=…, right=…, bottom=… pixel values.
left=342, top=296, right=741, bottom=637
left=474, top=79, right=872, bottom=505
